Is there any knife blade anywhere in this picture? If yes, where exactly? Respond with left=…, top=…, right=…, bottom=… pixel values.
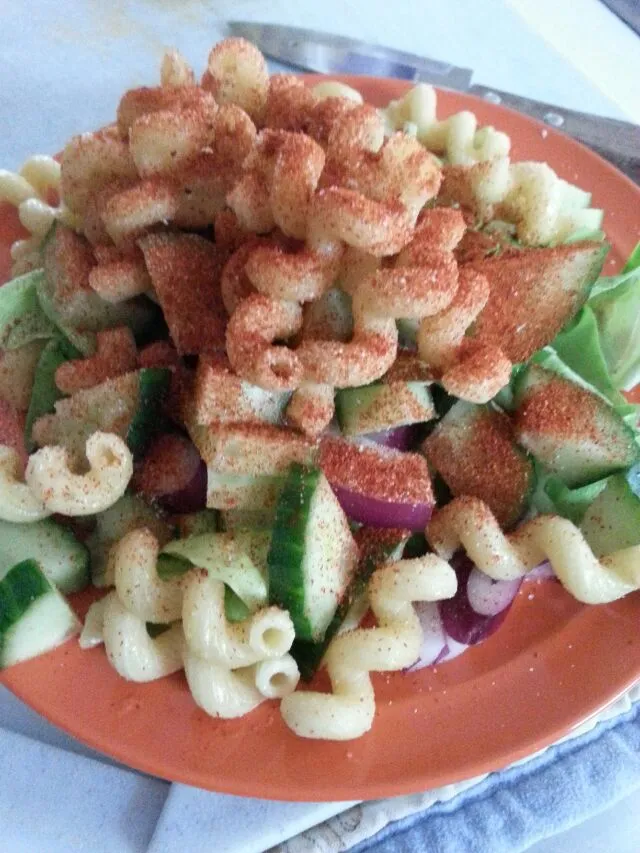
left=227, top=21, right=640, bottom=183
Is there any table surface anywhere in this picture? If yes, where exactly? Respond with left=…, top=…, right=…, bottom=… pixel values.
left=1, top=1, right=639, bottom=851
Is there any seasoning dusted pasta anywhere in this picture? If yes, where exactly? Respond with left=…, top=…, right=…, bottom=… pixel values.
left=0, top=36, right=637, bottom=744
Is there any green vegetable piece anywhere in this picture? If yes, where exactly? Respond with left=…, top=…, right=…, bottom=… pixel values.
left=587, top=243, right=640, bottom=391
left=0, top=269, right=56, bottom=350
left=24, top=336, right=77, bottom=451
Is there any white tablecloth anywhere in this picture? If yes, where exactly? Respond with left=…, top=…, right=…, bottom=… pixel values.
left=1, top=2, right=639, bottom=851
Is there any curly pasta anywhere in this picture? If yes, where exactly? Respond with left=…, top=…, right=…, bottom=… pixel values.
left=296, top=308, right=398, bottom=388
left=226, top=294, right=304, bottom=391
left=113, top=528, right=186, bottom=624
left=417, top=267, right=511, bottom=403
left=244, top=241, right=342, bottom=303
left=102, top=591, right=185, bottom=682
left=202, top=37, right=269, bottom=123
left=253, top=654, right=300, bottom=698
left=184, top=652, right=266, bottom=719
left=25, top=432, right=133, bottom=516
left=427, top=496, right=640, bottom=605
left=160, top=49, right=196, bottom=88
left=280, top=555, right=457, bottom=740
left=0, top=445, right=50, bottom=523
left=0, top=156, right=77, bottom=274
left=181, top=571, right=296, bottom=668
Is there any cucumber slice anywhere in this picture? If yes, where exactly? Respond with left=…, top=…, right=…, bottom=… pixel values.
left=423, top=400, right=535, bottom=528
left=206, top=471, right=285, bottom=511
left=36, top=270, right=96, bottom=355
left=225, top=586, right=251, bottom=623
left=0, top=558, right=80, bottom=668
left=161, top=530, right=270, bottom=610
left=580, top=469, right=640, bottom=557
left=175, top=509, right=219, bottom=539
left=336, top=381, right=435, bottom=436
left=466, top=241, right=608, bottom=362
left=126, top=368, right=171, bottom=456
left=514, top=365, right=639, bottom=487
left=24, top=336, right=78, bottom=451
left=396, top=318, right=418, bottom=348
left=0, top=340, right=46, bottom=411
left=86, top=494, right=170, bottom=588
left=219, top=507, right=276, bottom=531
left=0, top=518, right=89, bottom=594
left=268, top=464, right=358, bottom=643
left=0, top=269, right=56, bottom=350
left=32, top=368, right=170, bottom=461
left=291, top=526, right=409, bottom=680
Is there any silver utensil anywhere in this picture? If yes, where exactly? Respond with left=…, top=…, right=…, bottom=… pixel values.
left=227, top=21, right=640, bottom=183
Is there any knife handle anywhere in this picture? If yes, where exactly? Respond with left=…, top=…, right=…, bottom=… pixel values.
left=468, top=84, right=640, bottom=184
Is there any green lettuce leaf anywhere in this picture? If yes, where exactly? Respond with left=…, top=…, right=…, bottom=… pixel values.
left=587, top=241, right=640, bottom=391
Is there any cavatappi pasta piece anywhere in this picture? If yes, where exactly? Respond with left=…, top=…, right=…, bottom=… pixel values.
left=160, top=48, right=196, bottom=88
left=311, top=80, right=364, bottom=104
left=417, top=267, right=511, bottom=403
left=427, top=496, right=640, bottom=605
left=353, top=247, right=458, bottom=321
left=78, top=596, right=109, bottom=650
left=280, top=555, right=457, bottom=740
left=0, top=446, right=50, bottom=523
left=384, top=84, right=510, bottom=165
left=244, top=241, right=343, bottom=303
left=296, top=304, right=398, bottom=389
left=269, top=132, right=326, bottom=240
left=184, top=652, right=265, bottom=719
left=102, top=591, right=184, bottom=682
left=226, top=294, right=304, bottom=391
left=88, top=254, right=152, bottom=303
left=101, top=179, right=179, bottom=248
left=202, top=37, right=269, bottom=123
left=25, top=432, right=133, bottom=516
left=61, top=128, right=138, bottom=216
left=113, top=528, right=186, bottom=624
left=182, top=571, right=295, bottom=668
left=252, top=654, right=300, bottom=699
left=0, top=155, right=78, bottom=274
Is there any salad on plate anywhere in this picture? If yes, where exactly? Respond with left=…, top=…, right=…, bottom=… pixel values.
left=0, top=37, right=639, bottom=742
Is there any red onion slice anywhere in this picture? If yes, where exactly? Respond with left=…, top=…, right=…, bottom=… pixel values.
left=467, top=568, right=522, bottom=617
left=331, top=483, right=433, bottom=531
left=438, top=637, right=470, bottom=662
left=364, top=424, right=421, bottom=452
left=438, top=554, right=515, bottom=645
left=134, top=434, right=207, bottom=513
left=526, top=560, right=555, bottom=580
left=406, top=602, right=447, bottom=671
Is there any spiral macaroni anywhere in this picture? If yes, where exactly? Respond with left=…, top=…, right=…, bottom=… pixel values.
left=25, top=432, right=133, bottom=516
left=0, top=445, right=50, bottom=523
left=0, top=156, right=77, bottom=274
left=181, top=570, right=296, bottom=668
left=417, top=267, right=511, bottom=403
left=427, top=496, right=640, bottom=605
left=280, top=556, right=457, bottom=740
left=102, top=591, right=185, bottom=682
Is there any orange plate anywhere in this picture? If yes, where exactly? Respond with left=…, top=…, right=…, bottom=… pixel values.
left=1, top=75, right=640, bottom=802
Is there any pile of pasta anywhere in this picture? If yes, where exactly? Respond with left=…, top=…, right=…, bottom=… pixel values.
left=0, top=38, right=637, bottom=741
